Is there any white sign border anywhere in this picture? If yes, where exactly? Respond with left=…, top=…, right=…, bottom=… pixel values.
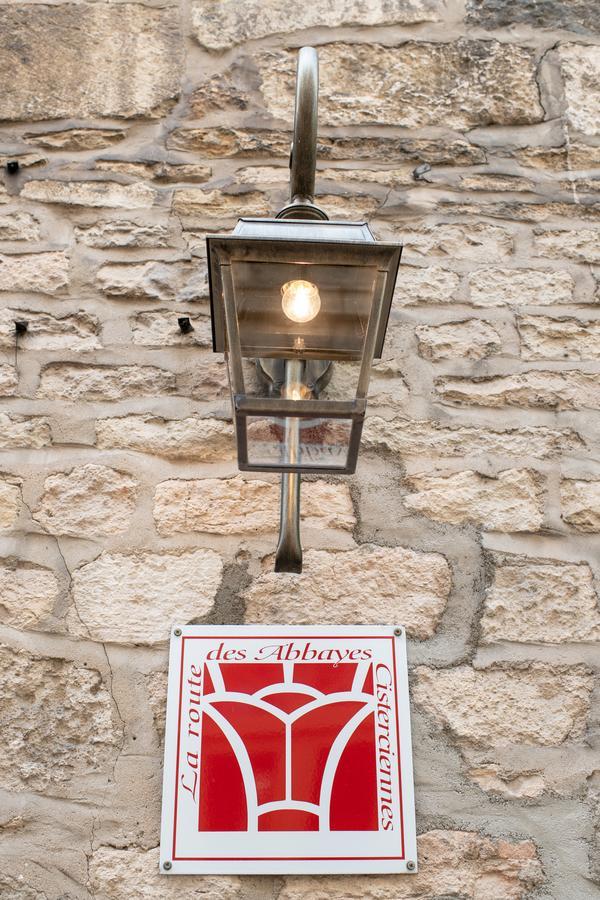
left=159, top=624, right=418, bottom=875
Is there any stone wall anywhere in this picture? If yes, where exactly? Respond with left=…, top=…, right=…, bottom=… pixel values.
left=0, top=0, right=599, bottom=897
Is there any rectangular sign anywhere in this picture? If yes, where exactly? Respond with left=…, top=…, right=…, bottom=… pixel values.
left=160, top=625, right=417, bottom=874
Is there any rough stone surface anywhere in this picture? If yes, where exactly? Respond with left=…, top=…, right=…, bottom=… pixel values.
left=363, top=416, right=583, bottom=459
left=90, top=846, right=242, bottom=899
left=416, top=319, right=501, bottom=360
left=0, top=478, right=21, bottom=532
left=467, top=0, right=600, bottom=34
left=0, top=309, right=100, bottom=352
left=33, top=465, right=138, bottom=538
left=258, top=42, right=543, bottom=129
left=192, top=0, right=443, bottom=50
left=402, top=223, right=513, bottom=259
left=96, top=260, right=206, bottom=301
left=23, top=127, right=127, bottom=151
left=281, top=830, right=544, bottom=899
left=96, top=415, right=235, bottom=460
left=0, top=212, right=41, bottom=242
left=468, top=267, right=574, bottom=306
left=0, top=414, right=51, bottom=450
left=0, top=364, right=18, bottom=397
left=0, top=252, right=69, bottom=295
left=245, top=545, right=451, bottom=640
left=534, top=228, right=600, bottom=263
left=393, top=265, right=460, bottom=305
left=482, top=554, right=600, bottom=644
left=436, top=370, right=600, bottom=410
left=413, top=665, right=593, bottom=746
left=37, top=364, right=176, bottom=402
left=131, top=310, right=212, bottom=347
left=75, top=219, right=170, bottom=249
left=172, top=188, right=270, bottom=222
left=561, top=478, right=600, bottom=532
left=21, top=180, right=156, bottom=209
left=404, top=468, right=544, bottom=531
left=518, top=315, right=600, bottom=360
left=0, top=560, right=59, bottom=630
left=0, top=4, right=182, bottom=120
left=0, top=644, right=118, bottom=792
left=70, top=550, right=223, bottom=644
left=154, top=475, right=355, bottom=535
left=558, top=44, right=600, bottom=135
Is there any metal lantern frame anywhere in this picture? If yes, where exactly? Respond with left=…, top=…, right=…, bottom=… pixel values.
left=207, top=222, right=401, bottom=476
left=206, top=46, right=402, bottom=572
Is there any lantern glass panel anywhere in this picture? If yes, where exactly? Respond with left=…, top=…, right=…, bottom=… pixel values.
left=244, top=415, right=353, bottom=470
left=229, top=260, right=379, bottom=359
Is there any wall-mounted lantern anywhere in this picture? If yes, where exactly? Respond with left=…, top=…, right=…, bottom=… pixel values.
left=207, top=47, right=402, bottom=573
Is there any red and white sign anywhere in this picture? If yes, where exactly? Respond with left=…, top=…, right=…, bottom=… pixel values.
left=160, top=626, right=417, bottom=874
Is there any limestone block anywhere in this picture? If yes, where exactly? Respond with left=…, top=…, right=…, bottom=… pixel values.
left=90, top=846, right=242, bottom=899
left=468, top=267, right=574, bottom=306
left=75, top=220, right=171, bottom=249
left=413, top=665, right=593, bottom=746
left=192, top=0, right=442, bottom=50
left=0, top=559, right=59, bottom=629
left=363, top=416, right=583, bottom=459
left=37, top=364, right=177, bottom=402
left=23, top=127, right=127, bottom=151
left=467, top=0, right=599, bottom=33
left=436, top=371, right=600, bottom=410
left=281, top=830, right=543, bottom=899
left=0, top=414, right=51, bottom=449
left=559, top=44, right=600, bottom=136
left=404, top=469, right=544, bottom=531
left=534, top=228, right=600, bottom=264
left=245, top=544, right=451, bottom=640
left=482, top=554, right=600, bottom=643
left=96, top=260, right=207, bottom=302
left=416, top=319, right=501, bottom=360
left=402, top=223, right=513, bottom=259
left=154, top=475, right=355, bottom=535
left=131, top=310, right=212, bottom=347
left=96, top=415, right=235, bottom=461
left=172, top=189, right=270, bottom=222
left=21, top=180, right=156, bottom=209
left=0, top=477, right=21, bottom=531
left=0, top=252, right=69, bottom=294
left=145, top=670, right=168, bottom=742
left=0, top=4, right=182, bottom=120
left=511, top=143, right=600, bottom=172
left=393, top=265, right=460, bottom=306
left=518, top=315, right=600, bottom=360
left=0, top=644, right=118, bottom=792
left=33, top=465, right=138, bottom=537
left=467, top=766, right=545, bottom=801
left=561, top=478, right=600, bottom=532
left=0, top=365, right=17, bottom=396
left=0, top=212, right=41, bottom=241
left=70, top=549, right=223, bottom=644
left=257, top=42, right=543, bottom=129
left=95, top=159, right=212, bottom=184
left=0, top=309, right=100, bottom=352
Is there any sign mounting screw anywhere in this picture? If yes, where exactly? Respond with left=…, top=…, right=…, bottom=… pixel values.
left=406, top=860, right=416, bottom=871
left=173, top=627, right=182, bottom=637
left=394, top=627, right=403, bottom=636
left=163, top=861, right=172, bottom=871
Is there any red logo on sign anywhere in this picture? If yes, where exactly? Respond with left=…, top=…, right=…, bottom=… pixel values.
left=198, top=661, right=381, bottom=832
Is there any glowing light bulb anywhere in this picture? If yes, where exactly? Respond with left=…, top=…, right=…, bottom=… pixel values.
left=281, top=279, right=321, bottom=324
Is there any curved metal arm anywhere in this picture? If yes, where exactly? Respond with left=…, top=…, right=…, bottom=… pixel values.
left=290, top=46, right=319, bottom=205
